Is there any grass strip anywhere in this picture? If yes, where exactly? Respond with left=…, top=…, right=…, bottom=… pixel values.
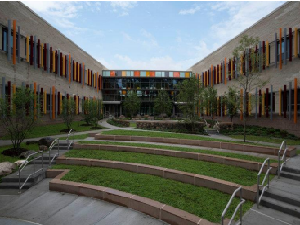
left=52, top=164, right=253, bottom=223
left=101, top=130, right=274, bottom=147
left=78, top=141, right=276, bottom=163
left=229, top=135, right=300, bottom=146
left=1, top=121, right=103, bottom=140
left=65, top=150, right=270, bottom=186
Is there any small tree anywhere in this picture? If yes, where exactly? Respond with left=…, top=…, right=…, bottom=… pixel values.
left=82, top=99, right=98, bottom=126
left=176, top=76, right=202, bottom=132
left=154, top=90, right=172, bottom=117
left=232, top=34, right=268, bottom=142
left=224, top=86, right=240, bottom=122
left=123, top=91, right=141, bottom=118
left=0, top=86, right=39, bottom=152
left=201, top=86, right=218, bottom=120
left=61, top=98, right=76, bottom=130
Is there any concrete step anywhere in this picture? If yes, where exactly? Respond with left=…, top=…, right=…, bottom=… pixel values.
left=261, top=196, right=300, bottom=218
left=0, top=182, right=33, bottom=189
left=265, top=188, right=300, bottom=208
left=280, top=171, right=300, bottom=181
left=205, top=129, right=218, bottom=134
left=33, top=160, right=56, bottom=165
left=283, top=166, right=300, bottom=174
left=1, top=172, right=45, bottom=183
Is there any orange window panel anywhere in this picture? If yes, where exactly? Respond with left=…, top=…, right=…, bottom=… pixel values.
left=122, top=71, right=126, bottom=77
left=185, top=72, right=189, bottom=78
left=150, top=71, right=155, bottom=77
left=146, top=71, right=150, bottom=77
left=110, top=71, right=115, bottom=77
left=134, top=71, right=140, bottom=77
left=174, top=72, right=180, bottom=77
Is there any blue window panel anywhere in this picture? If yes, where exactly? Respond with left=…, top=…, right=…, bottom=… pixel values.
left=126, top=71, right=131, bottom=77
left=141, top=71, right=146, bottom=77
left=161, top=72, right=165, bottom=77
left=155, top=72, right=161, bottom=77
left=103, top=71, right=110, bottom=77
left=131, top=71, right=134, bottom=77
left=180, top=72, right=185, bottom=78
left=169, top=72, right=173, bottom=77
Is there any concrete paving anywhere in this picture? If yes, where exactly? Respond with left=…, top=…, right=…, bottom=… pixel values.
left=0, top=179, right=168, bottom=225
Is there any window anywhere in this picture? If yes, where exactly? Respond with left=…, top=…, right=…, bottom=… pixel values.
left=103, top=71, right=110, bottom=77
left=2, top=28, right=13, bottom=52
left=277, top=38, right=290, bottom=61
left=141, top=71, right=146, bottom=77
left=169, top=72, right=173, bottom=77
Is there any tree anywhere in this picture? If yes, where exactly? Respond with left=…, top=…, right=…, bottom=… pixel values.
left=123, top=91, right=141, bottom=119
left=176, top=76, right=202, bottom=132
left=201, top=86, right=218, bottom=120
left=232, top=34, right=269, bottom=142
left=61, top=98, right=76, bottom=130
left=82, top=99, right=99, bottom=127
left=154, top=90, right=172, bottom=117
left=224, top=86, right=240, bottom=122
left=0, top=86, right=39, bottom=152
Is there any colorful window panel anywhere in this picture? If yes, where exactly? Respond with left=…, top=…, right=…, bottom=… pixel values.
left=174, top=72, right=180, bottom=77
left=141, top=71, right=146, bottom=77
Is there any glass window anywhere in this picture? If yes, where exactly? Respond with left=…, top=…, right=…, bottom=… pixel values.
left=141, top=71, right=146, bottom=77
left=161, top=72, right=165, bottom=77
left=169, top=72, right=173, bottom=77
left=103, top=71, right=110, bottom=77
left=180, top=72, right=185, bottom=78
left=277, top=38, right=289, bottom=61
left=155, top=72, right=161, bottom=77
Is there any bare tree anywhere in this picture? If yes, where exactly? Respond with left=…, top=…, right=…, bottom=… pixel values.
left=232, top=35, right=269, bottom=142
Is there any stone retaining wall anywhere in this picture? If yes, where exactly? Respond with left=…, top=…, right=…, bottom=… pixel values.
left=73, top=143, right=278, bottom=174
left=56, top=156, right=257, bottom=201
left=94, top=134, right=296, bottom=157
left=47, top=169, right=216, bottom=225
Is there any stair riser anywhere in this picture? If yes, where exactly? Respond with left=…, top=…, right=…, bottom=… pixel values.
left=261, top=200, right=300, bottom=218
left=0, top=185, right=31, bottom=189
left=265, top=192, right=300, bottom=208
left=281, top=173, right=300, bottom=181
left=1, top=173, right=46, bottom=183
left=282, top=167, right=300, bottom=174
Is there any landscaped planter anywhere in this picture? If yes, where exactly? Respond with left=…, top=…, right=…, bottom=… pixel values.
left=55, top=156, right=257, bottom=201
left=94, top=134, right=297, bottom=157
left=47, top=169, right=217, bottom=225
left=73, top=143, right=278, bottom=174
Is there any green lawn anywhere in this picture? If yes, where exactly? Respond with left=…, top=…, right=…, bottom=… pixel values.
left=1, top=121, right=103, bottom=140
left=65, top=150, right=269, bottom=186
left=0, top=143, right=39, bottom=163
left=59, top=134, right=89, bottom=141
left=79, top=141, right=275, bottom=163
left=53, top=164, right=253, bottom=223
left=229, top=135, right=300, bottom=146
left=101, top=130, right=274, bottom=147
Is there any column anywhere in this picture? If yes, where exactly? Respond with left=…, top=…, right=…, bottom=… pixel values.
left=47, top=43, right=50, bottom=73
left=289, top=82, right=292, bottom=120
left=17, top=26, right=20, bottom=63
left=7, top=20, right=11, bottom=61
left=57, top=50, right=60, bottom=76
left=255, top=88, right=258, bottom=119
left=294, top=78, right=298, bottom=124
left=284, top=85, right=287, bottom=118
left=270, top=85, right=273, bottom=120
left=284, top=28, right=287, bottom=65
left=13, top=20, right=16, bottom=65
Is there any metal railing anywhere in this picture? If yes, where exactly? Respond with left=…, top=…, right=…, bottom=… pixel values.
left=221, top=186, right=245, bottom=225
left=17, top=151, right=44, bottom=192
left=257, top=158, right=272, bottom=207
left=278, top=141, right=288, bottom=178
left=48, top=138, right=60, bottom=166
left=16, top=138, right=60, bottom=192
left=66, top=129, right=74, bottom=150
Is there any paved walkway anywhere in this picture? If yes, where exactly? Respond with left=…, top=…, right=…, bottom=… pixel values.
left=0, top=179, right=168, bottom=225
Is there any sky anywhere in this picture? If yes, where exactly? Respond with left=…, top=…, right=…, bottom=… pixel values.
left=23, top=1, right=285, bottom=71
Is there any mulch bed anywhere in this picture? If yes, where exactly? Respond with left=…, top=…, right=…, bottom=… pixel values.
left=1, top=148, right=28, bottom=157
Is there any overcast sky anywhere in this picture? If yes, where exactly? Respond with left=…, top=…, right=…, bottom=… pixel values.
left=23, top=1, right=285, bottom=70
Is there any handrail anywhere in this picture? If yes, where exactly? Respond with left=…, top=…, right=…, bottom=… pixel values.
left=66, top=129, right=74, bottom=150
left=48, top=138, right=59, bottom=167
left=17, top=150, right=44, bottom=192
left=257, top=158, right=272, bottom=207
left=221, top=186, right=245, bottom=225
left=278, top=141, right=288, bottom=178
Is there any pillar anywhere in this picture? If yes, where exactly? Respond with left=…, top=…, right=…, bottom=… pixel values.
left=255, top=88, right=258, bottom=119
left=289, top=82, right=292, bottom=120
left=47, top=43, right=50, bottom=73
left=262, top=91, right=265, bottom=116
left=13, top=20, right=16, bottom=65
left=34, top=36, right=37, bottom=69
left=57, top=50, right=60, bottom=76
left=284, top=28, right=287, bottom=65
left=7, top=20, right=11, bottom=61
left=17, top=26, right=20, bottom=63
left=294, top=28, right=298, bottom=58
left=266, top=88, right=269, bottom=118
left=284, top=85, right=287, bottom=118
left=294, top=78, right=298, bottom=124
left=275, top=33, right=277, bottom=68
left=279, top=28, right=282, bottom=69
left=279, top=88, right=282, bottom=116
left=270, top=85, right=273, bottom=120
left=266, top=41, right=269, bottom=67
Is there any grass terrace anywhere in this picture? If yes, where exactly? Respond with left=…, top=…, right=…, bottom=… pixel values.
left=228, top=135, right=300, bottom=146
left=1, top=121, right=103, bottom=140
left=101, top=130, right=274, bottom=147
left=0, top=143, right=39, bottom=163
left=52, top=164, right=253, bottom=223
left=79, top=141, right=276, bottom=163
left=64, top=149, right=271, bottom=186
